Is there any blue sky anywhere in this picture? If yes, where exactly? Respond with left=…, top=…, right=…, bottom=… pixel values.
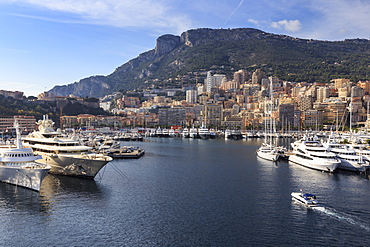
left=1, top=0, right=370, bottom=96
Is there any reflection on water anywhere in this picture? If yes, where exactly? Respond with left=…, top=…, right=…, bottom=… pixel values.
left=0, top=182, right=51, bottom=215
left=0, top=174, right=105, bottom=216
left=41, top=174, right=103, bottom=194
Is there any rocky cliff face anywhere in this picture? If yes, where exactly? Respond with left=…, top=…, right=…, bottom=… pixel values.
left=180, top=28, right=263, bottom=47
left=155, top=34, right=181, bottom=55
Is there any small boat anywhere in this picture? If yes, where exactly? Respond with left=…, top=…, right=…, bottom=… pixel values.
left=99, top=142, right=145, bottom=159
left=105, top=146, right=145, bottom=159
left=291, top=192, right=319, bottom=207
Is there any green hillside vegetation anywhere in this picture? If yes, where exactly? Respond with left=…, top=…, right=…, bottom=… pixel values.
left=148, top=38, right=370, bottom=85
left=0, top=95, right=57, bottom=118
left=0, top=95, right=109, bottom=126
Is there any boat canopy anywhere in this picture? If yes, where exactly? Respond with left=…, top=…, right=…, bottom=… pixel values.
left=303, top=193, right=316, bottom=199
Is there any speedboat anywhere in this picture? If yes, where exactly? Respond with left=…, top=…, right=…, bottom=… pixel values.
left=291, top=192, right=319, bottom=207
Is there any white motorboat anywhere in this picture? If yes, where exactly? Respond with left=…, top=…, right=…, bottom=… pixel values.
left=0, top=121, right=50, bottom=191
left=224, top=129, right=232, bottom=139
left=288, top=138, right=340, bottom=172
left=256, top=143, right=280, bottom=162
left=209, top=129, right=217, bottom=139
left=198, top=122, right=210, bottom=139
left=22, top=115, right=112, bottom=178
left=181, top=128, right=190, bottom=138
left=189, top=127, right=198, bottom=138
left=291, top=192, right=319, bottom=207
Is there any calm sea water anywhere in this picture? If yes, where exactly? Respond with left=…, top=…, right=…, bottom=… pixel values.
left=1, top=138, right=370, bottom=246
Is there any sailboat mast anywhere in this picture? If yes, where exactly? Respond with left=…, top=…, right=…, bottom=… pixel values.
left=270, top=77, right=274, bottom=145
left=350, top=86, right=353, bottom=135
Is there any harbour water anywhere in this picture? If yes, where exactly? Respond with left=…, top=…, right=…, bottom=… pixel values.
left=1, top=138, right=370, bottom=246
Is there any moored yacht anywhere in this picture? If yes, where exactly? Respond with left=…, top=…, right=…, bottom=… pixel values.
left=181, top=128, right=190, bottom=138
left=0, top=121, right=50, bottom=191
left=349, top=143, right=370, bottom=161
left=209, top=129, right=217, bottom=139
left=189, top=127, right=198, bottom=138
left=198, top=122, right=210, bottom=139
left=256, top=143, right=280, bottom=162
left=289, top=137, right=340, bottom=172
left=22, top=115, right=112, bottom=178
left=224, top=129, right=232, bottom=139
left=322, top=135, right=370, bottom=172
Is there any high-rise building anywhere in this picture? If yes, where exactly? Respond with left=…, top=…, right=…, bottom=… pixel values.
left=316, top=86, right=329, bottom=102
left=251, top=69, right=266, bottom=84
left=186, top=90, right=198, bottom=104
left=233, top=69, right=249, bottom=85
left=204, top=103, right=223, bottom=127
left=205, top=71, right=226, bottom=93
left=279, top=103, right=296, bottom=128
left=332, top=78, right=351, bottom=89
left=158, top=107, right=186, bottom=126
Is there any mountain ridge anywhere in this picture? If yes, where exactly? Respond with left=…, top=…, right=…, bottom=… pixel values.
left=48, top=28, right=370, bottom=98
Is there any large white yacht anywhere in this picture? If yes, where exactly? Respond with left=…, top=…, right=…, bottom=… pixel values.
left=0, top=121, right=50, bottom=191
left=198, top=122, right=210, bottom=139
left=322, top=135, right=370, bottom=172
left=349, top=143, right=370, bottom=161
left=289, top=137, right=340, bottom=172
left=22, top=116, right=112, bottom=178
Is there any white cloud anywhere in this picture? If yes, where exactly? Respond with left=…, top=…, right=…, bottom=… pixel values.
left=2, top=0, right=193, bottom=33
left=306, top=0, right=370, bottom=40
left=271, top=19, right=301, bottom=32
left=247, top=19, right=259, bottom=25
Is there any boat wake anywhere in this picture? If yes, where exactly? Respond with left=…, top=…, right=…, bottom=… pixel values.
left=313, top=206, right=370, bottom=231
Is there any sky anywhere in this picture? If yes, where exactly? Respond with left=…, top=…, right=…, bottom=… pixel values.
left=1, top=0, right=370, bottom=97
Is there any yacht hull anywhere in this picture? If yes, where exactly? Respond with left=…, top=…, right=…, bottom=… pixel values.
left=0, top=165, right=50, bottom=191
left=338, top=159, right=369, bottom=172
left=39, top=153, right=112, bottom=178
left=199, top=134, right=210, bottom=140
left=257, top=149, right=279, bottom=161
left=289, top=154, right=339, bottom=172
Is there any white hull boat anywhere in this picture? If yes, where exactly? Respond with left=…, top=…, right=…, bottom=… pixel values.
left=291, top=192, right=319, bottom=207
left=0, top=121, right=50, bottom=191
left=289, top=138, right=340, bottom=172
left=22, top=115, right=112, bottom=178
left=256, top=143, right=279, bottom=161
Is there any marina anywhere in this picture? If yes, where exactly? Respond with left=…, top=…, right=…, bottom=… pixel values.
left=1, top=137, right=370, bottom=246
